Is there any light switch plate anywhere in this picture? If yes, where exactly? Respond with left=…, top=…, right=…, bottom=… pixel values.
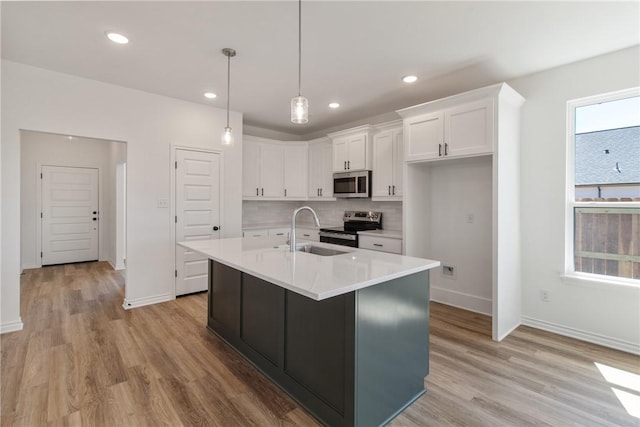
left=157, top=198, right=169, bottom=208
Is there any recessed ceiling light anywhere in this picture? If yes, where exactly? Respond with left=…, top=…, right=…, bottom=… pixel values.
left=106, top=32, right=129, bottom=44
left=329, top=102, right=340, bottom=109
left=402, top=75, right=418, bottom=83
left=204, top=92, right=217, bottom=99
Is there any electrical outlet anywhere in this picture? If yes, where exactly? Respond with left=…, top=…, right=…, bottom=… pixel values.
left=442, top=264, right=456, bottom=279
left=466, top=213, right=474, bottom=224
left=157, top=198, right=169, bottom=208
left=540, top=290, right=550, bottom=302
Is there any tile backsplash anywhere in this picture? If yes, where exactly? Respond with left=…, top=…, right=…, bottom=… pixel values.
left=243, top=200, right=402, bottom=231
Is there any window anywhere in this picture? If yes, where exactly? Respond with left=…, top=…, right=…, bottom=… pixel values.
left=566, top=88, right=640, bottom=283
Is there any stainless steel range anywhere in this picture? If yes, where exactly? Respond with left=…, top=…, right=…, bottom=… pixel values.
left=319, top=211, right=382, bottom=248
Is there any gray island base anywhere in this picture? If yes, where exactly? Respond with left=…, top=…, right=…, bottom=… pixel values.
left=207, top=260, right=430, bottom=427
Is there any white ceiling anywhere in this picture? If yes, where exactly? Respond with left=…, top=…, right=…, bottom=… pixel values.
left=2, top=1, right=639, bottom=137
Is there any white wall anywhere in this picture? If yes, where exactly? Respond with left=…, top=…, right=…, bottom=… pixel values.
left=508, top=46, right=640, bottom=353
left=428, top=157, right=493, bottom=315
left=20, top=131, right=124, bottom=269
left=1, top=60, right=243, bottom=331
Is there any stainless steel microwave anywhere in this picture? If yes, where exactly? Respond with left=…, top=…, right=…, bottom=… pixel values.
left=333, top=170, right=371, bottom=198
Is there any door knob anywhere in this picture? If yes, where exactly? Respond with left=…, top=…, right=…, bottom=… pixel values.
left=93, top=218, right=97, bottom=221
left=213, top=226, right=220, bottom=231
left=93, top=211, right=97, bottom=214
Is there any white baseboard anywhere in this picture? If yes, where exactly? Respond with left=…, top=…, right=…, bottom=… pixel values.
left=1, top=318, right=24, bottom=334
left=122, top=293, right=174, bottom=310
left=430, top=286, right=492, bottom=315
left=114, top=262, right=126, bottom=271
left=21, top=262, right=40, bottom=272
left=521, top=316, right=640, bottom=355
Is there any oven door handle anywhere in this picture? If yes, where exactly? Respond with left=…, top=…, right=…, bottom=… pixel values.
left=318, top=231, right=357, bottom=241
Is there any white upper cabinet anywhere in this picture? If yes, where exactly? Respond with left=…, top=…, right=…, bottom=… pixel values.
left=372, top=122, right=403, bottom=200
left=308, top=138, right=334, bottom=199
left=404, top=112, right=444, bottom=161
left=329, top=125, right=373, bottom=172
left=243, top=139, right=261, bottom=197
left=402, top=99, right=493, bottom=162
left=243, top=137, right=307, bottom=200
left=446, top=99, right=493, bottom=158
left=260, top=143, right=285, bottom=197
left=284, top=145, right=308, bottom=198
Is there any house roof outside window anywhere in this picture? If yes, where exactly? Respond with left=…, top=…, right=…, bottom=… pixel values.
left=575, top=126, right=640, bottom=186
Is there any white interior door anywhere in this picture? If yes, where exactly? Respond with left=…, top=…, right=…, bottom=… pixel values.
left=41, top=165, right=99, bottom=265
left=175, top=149, right=220, bottom=296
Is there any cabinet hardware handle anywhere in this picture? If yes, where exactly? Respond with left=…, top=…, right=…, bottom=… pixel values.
left=276, top=233, right=284, bottom=236
left=256, top=187, right=259, bottom=196
left=373, top=243, right=383, bottom=247
left=261, top=188, right=264, bottom=196
left=344, top=161, right=347, bottom=170
left=213, top=226, right=219, bottom=231
left=285, top=189, right=287, bottom=197
left=445, top=143, right=449, bottom=156
left=388, top=185, right=391, bottom=195
left=439, top=144, right=442, bottom=156
left=347, top=160, right=350, bottom=169
left=392, top=185, right=395, bottom=195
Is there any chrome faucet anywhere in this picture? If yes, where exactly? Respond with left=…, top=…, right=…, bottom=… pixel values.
left=290, top=206, right=321, bottom=252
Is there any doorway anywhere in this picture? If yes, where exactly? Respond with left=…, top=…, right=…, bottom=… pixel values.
left=41, top=165, right=99, bottom=265
left=174, top=148, right=221, bottom=296
left=20, top=130, right=127, bottom=272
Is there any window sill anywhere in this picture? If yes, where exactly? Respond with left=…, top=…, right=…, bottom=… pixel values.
left=561, top=273, right=640, bottom=291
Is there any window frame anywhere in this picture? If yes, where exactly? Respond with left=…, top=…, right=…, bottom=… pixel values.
left=564, top=87, right=640, bottom=287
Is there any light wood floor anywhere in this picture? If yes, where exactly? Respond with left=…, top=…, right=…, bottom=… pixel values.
left=2, top=262, right=639, bottom=426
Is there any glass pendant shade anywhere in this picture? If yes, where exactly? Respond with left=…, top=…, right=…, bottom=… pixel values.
left=291, top=95, right=309, bottom=124
left=221, top=126, right=234, bottom=146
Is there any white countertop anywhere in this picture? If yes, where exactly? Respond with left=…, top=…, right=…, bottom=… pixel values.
left=179, top=237, right=439, bottom=300
left=358, top=229, right=403, bottom=239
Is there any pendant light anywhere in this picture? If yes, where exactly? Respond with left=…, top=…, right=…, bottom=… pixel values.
left=291, top=0, right=308, bottom=124
left=221, top=48, right=236, bottom=146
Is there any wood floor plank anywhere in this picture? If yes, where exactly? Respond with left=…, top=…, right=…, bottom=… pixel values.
left=2, top=262, right=639, bottom=427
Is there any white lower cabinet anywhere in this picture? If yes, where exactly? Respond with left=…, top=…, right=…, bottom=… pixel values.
left=243, top=229, right=269, bottom=239
left=296, top=228, right=320, bottom=242
left=243, top=227, right=290, bottom=239
left=358, top=235, right=402, bottom=254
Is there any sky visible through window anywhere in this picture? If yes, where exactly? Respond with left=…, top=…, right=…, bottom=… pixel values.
left=576, top=96, right=640, bottom=133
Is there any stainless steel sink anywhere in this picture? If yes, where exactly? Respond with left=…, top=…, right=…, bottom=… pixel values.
left=296, top=244, right=348, bottom=256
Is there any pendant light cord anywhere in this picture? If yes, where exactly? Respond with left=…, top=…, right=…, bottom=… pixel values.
left=298, top=0, right=302, bottom=97
left=226, top=53, right=231, bottom=127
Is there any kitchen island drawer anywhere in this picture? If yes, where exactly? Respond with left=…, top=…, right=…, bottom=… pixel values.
left=359, top=235, right=402, bottom=254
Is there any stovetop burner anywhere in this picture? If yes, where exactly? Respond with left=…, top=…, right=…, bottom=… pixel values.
left=319, top=211, right=383, bottom=235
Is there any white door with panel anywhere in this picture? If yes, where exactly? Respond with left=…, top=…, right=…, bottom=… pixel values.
left=175, top=149, right=221, bottom=296
left=41, top=166, right=99, bottom=265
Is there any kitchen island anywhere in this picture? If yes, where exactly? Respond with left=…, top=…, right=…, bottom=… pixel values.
left=179, top=237, right=439, bottom=427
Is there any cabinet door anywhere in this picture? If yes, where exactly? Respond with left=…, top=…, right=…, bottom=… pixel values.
left=404, top=112, right=444, bottom=161
left=243, top=140, right=261, bottom=197
left=309, top=143, right=333, bottom=198
left=347, top=134, right=367, bottom=171
left=392, top=129, right=404, bottom=197
left=320, top=142, right=334, bottom=197
left=372, top=131, right=394, bottom=198
left=284, top=145, right=307, bottom=198
left=445, top=99, right=493, bottom=158
left=333, top=138, right=348, bottom=172
left=308, top=143, right=322, bottom=198
left=260, top=144, right=284, bottom=197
